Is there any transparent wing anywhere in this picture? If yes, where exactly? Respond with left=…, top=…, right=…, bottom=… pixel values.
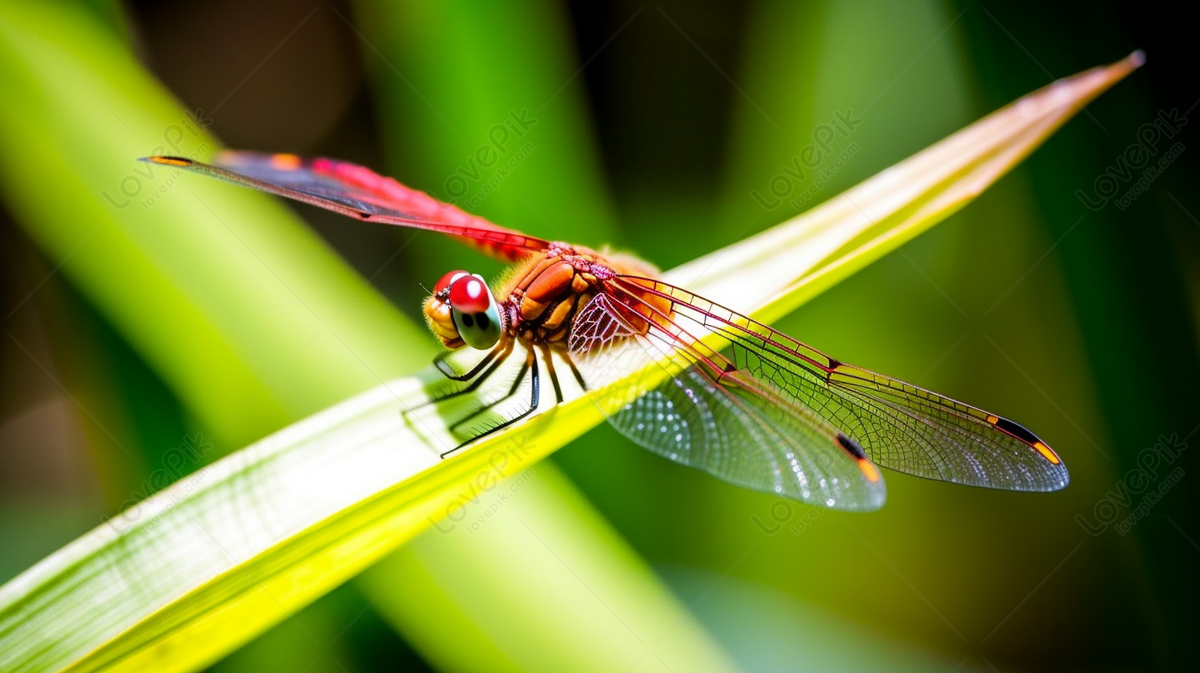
left=571, top=293, right=887, bottom=511
left=605, top=277, right=1069, bottom=492
left=141, top=152, right=550, bottom=261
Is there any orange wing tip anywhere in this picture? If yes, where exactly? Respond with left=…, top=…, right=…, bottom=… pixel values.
left=269, top=153, right=302, bottom=170
left=857, top=458, right=881, bottom=484
left=1033, top=441, right=1061, bottom=465
left=984, top=415, right=1061, bottom=464
left=141, top=156, right=193, bottom=167
left=836, top=433, right=881, bottom=483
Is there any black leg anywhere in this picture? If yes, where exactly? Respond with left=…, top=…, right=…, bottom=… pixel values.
left=401, top=341, right=515, bottom=443
left=539, top=345, right=564, bottom=404
left=413, top=340, right=515, bottom=411
left=448, top=349, right=533, bottom=433
left=441, top=347, right=541, bottom=458
left=562, top=350, right=588, bottom=392
left=435, top=342, right=504, bottom=381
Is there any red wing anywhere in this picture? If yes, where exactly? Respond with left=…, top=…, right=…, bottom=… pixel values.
left=141, top=151, right=550, bottom=262
left=597, top=276, right=1069, bottom=492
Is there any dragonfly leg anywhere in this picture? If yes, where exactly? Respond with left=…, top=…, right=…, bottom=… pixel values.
left=434, top=343, right=503, bottom=381
left=448, top=346, right=534, bottom=433
left=441, top=347, right=541, bottom=459
left=425, top=339, right=515, bottom=405
left=560, top=350, right=588, bottom=392
left=539, top=345, right=565, bottom=404
left=401, top=340, right=515, bottom=434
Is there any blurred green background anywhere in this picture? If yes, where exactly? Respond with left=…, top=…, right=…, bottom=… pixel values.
left=2, top=0, right=1197, bottom=671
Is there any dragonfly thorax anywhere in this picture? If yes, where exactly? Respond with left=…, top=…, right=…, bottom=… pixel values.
left=502, top=250, right=606, bottom=347
left=424, top=244, right=648, bottom=352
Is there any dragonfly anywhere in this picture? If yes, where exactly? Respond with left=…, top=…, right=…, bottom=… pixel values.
left=143, top=151, right=1069, bottom=511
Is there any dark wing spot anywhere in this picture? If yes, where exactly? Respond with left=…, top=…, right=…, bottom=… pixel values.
left=836, top=433, right=867, bottom=460
left=993, top=417, right=1041, bottom=445
left=143, top=156, right=193, bottom=167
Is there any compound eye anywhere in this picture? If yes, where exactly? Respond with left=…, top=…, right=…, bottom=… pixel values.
left=448, top=274, right=491, bottom=313
left=435, top=269, right=470, bottom=296
left=448, top=274, right=502, bottom=350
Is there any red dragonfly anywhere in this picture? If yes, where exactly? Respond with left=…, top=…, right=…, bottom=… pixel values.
left=143, top=151, right=1068, bottom=511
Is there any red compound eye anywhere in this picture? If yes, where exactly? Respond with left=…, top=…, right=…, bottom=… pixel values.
left=434, top=270, right=469, bottom=295
left=448, top=275, right=491, bottom=313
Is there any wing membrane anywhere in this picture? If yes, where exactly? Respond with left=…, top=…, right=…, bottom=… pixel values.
left=141, top=152, right=550, bottom=261
left=571, top=293, right=886, bottom=511
left=606, top=277, right=1069, bottom=492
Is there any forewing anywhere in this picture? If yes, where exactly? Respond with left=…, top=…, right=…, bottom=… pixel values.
left=571, top=293, right=886, bottom=511
left=608, top=277, right=1069, bottom=492
left=141, top=152, right=550, bottom=261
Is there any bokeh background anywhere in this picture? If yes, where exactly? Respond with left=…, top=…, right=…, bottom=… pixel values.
left=2, top=0, right=1198, bottom=671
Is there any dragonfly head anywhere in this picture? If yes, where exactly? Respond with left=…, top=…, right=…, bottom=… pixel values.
left=423, top=270, right=503, bottom=350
